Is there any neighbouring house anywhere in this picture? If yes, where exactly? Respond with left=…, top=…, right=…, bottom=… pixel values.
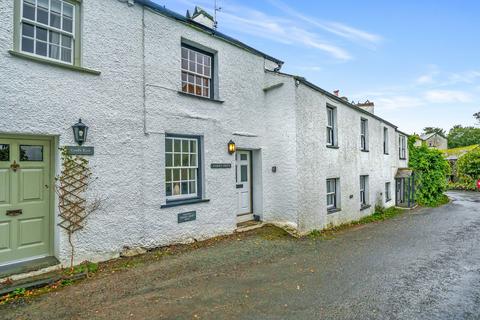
left=415, top=132, right=448, bottom=149
left=442, top=145, right=480, bottom=182
left=0, top=0, right=411, bottom=273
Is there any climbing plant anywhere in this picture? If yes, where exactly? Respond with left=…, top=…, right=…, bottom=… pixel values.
left=56, top=147, right=102, bottom=270
left=408, top=136, right=450, bottom=206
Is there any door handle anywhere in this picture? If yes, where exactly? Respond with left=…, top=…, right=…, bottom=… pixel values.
left=10, top=160, right=20, bottom=172
left=6, top=209, right=23, bottom=217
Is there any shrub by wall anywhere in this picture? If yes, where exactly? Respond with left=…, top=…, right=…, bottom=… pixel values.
left=453, top=149, right=480, bottom=191
left=408, top=136, right=450, bottom=206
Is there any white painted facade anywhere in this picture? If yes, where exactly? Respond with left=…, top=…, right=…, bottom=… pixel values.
left=0, top=0, right=409, bottom=267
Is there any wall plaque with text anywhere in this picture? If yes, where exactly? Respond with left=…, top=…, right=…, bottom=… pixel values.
left=65, top=146, right=94, bottom=156
left=210, top=163, right=232, bottom=169
left=178, top=211, right=196, bottom=223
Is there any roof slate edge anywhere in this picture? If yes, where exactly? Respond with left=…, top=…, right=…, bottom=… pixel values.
left=135, top=0, right=284, bottom=66
left=266, top=70, right=403, bottom=131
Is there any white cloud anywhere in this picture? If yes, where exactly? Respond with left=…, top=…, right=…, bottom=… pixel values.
left=424, top=90, right=473, bottom=103
left=373, top=96, right=424, bottom=110
left=267, top=0, right=382, bottom=46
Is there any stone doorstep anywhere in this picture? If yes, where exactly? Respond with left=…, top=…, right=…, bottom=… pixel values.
left=0, top=257, right=61, bottom=282
left=235, top=221, right=264, bottom=233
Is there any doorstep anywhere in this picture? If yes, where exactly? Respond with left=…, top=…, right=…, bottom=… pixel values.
left=236, top=220, right=264, bottom=233
left=0, top=257, right=60, bottom=280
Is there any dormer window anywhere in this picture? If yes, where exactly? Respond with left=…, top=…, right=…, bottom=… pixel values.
left=18, top=0, right=79, bottom=64
left=181, top=45, right=213, bottom=99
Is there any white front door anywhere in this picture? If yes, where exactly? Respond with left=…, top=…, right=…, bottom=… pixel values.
left=236, top=150, right=252, bottom=220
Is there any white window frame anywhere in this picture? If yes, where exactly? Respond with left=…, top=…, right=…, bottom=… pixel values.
left=326, top=106, right=337, bottom=146
left=19, top=0, right=76, bottom=65
left=385, top=182, right=391, bottom=202
left=383, top=127, right=389, bottom=154
left=326, top=178, right=339, bottom=211
left=181, top=45, right=213, bottom=99
left=165, top=135, right=201, bottom=201
left=360, top=175, right=369, bottom=206
left=399, top=135, right=407, bottom=159
left=361, top=118, right=368, bottom=151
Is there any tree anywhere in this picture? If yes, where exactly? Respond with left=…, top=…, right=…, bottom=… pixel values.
left=408, top=136, right=450, bottom=206
left=447, top=125, right=480, bottom=148
left=474, top=112, right=480, bottom=124
left=456, top=148, right=480, bottom=190
left=423, top=127, right=446, bottom=137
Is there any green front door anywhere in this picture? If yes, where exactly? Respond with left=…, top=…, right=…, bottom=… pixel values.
left=0, top=137, right=52, bottom=265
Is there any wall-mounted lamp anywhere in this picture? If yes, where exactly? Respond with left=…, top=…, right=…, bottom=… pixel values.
left=228, top=140, right=236, bottom=154
left=72, top=119, right=88, bottom=146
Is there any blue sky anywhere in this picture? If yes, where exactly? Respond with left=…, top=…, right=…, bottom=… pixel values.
left=158, top=0, right=480, bottom=134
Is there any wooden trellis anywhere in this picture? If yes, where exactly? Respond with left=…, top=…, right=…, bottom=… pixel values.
left=57, top=152, right=91, bottom=233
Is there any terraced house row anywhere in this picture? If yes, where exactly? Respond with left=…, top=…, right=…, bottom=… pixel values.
left=0, top=0, right=414, bottom=272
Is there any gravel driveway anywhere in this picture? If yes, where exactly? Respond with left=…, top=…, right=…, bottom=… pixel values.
left=2, top=191, right=480, bottom=320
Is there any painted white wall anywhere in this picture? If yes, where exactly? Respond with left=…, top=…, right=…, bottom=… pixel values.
left=0, top=0, right=409, bottom=266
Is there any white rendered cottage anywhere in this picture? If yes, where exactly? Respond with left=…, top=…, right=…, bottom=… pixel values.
left=0, top=0, right=410, bottom=273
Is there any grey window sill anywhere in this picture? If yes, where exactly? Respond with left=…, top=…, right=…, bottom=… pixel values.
left=384, top=153, right=389, bottom=155
left=360, top=204, right=371, bottom=211
left=386, top=198, right=392, bottom=202
left=327, top=208, right=342, bottom=214
left=399, top=157, right=407, bottom=160
left=361, top=149, right=369, bottom=153
left=326, top=145, right=339, bottom=149
left=9, top=50, right=101, bottom=75
left=161, top=198, right=210, bottom=208
left=177, top=91, right=224, bottom=103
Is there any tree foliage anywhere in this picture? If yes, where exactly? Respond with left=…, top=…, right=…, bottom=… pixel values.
left=408, top=136, right=450, bottom=206
left=455, top=148, right=480, bottom=190
left=474, top=111, right=480, bottom=124
left=447, top=125, right=480, bottom=148
left=423, top=127, right=446, bottom=137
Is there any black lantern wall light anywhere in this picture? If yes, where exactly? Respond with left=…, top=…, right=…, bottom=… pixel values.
left=72, top=119, right=89, bottom=146
left=228, top=140, right=236, bottom=154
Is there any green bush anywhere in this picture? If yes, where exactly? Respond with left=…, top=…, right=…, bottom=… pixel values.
left=455, top=149, right=480, bottom=190
left=408, top=136, right=450, bottom=206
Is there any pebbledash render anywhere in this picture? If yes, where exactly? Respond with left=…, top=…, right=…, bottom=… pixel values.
left=0, top=0, right=410, bottom=269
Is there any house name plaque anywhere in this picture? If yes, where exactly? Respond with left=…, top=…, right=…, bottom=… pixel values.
left=65, top=146, right=95, bottom=156
left=178, top=211, right=196, bottom=223
left=210, top=163, right=232, bottom=169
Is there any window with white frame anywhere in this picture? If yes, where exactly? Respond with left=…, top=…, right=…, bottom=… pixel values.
left=399, top=135, right=407, bottom=159
left=383, top=127, right=389, bottom=154
left=165, top=135, right=200, bottom=201
left=20, top=0, right=76, bottom=64
left=360, top=175, right=369, bottom=206
left=361, top=118, right=368, bottom=151
left=326, top=178, right=340, bottom=212
left=326, top=106, right=337, bottom=147
left=181, top=45, right=213, bottom=98
left=385, top=182, right=391, bottom=202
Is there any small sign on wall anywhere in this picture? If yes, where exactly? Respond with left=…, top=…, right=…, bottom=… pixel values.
left=65, top=146, right=94, bottom=156
left=178, top=211, right=196, bottom=223
left=211, top=163, right=232, bottom=169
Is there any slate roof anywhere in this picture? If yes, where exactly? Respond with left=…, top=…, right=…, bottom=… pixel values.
left=135, top=0, right=284, bottom=66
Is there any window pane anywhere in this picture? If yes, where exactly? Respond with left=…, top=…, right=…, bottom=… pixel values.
left=36, top=41, right=47, bottom=56
left=172, top=182, right=181, bottom=195
left=165, top=153, right=172, bottom=167
left=189, top=181, right=196, bottom=194
left=62, top=17, right=73, bottom=33
left=189, top=169, right=196, bottom=180
left=173, top=139, right=181, bottom=153
left=181, top=182, right=188, bottom=195
left=190, top=140, right=196, bottom=153
left=19, top=145, right=43, bottom=161
left=50, top=12, right=61, bottom=28
left=181, top=168, right=188, bottom=180
left=23, top=3, right=35, bottom=20
left=182, top=140, right=189, bottom=153
left=48, top=30, right=60, bottom=44
left=172, top=169, right=180, bottom=181
left=37, top=7, right=48, bottom=25
left=51, top=0, right=62, bottom=13
left=36, top=27, right=48, bottom=41
left=0, top=145, right=9, bottom=161
left=22, top=23, right=35, bottom=37
left=166, top=183, right=172, bottom=196
left=61, top=35, right=72, bottom=48
left=241, top=165, right=248, bottom=182
left=49, top=44, right=60, bottom=59
left=38, top=0, right=49, bottom=8
left=61, top=47, right=71, bottom=62
left=181, top=59, right=188, bottom=70
left=190, top=154, right=196, bottom=167
left=22, top=37, right=34, bottom=53
left=181, top=47, right=188, bottom=59
left=165, top=169, right=172, bottom=182
left=173, top=154, right=181, bottom=166
left=63, top=3, right=74, bottom=18
left=182, top=154, right=189, bottom=166
left=165, top=138, right=172, bottom=152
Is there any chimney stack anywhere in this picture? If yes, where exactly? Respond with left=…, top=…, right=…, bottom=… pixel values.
left=188, top=6, right=215, bottom=29
left=356, top=100, right=375, bottom=114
